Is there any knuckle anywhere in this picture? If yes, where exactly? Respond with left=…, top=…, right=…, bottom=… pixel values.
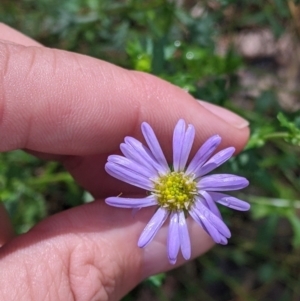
left=0, top=42, right=58, bottom=150
left=68, top=241, right=119, bottom=301
left=0, top=42, right=37, bottom=150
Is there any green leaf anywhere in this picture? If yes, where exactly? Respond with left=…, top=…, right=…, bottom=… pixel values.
left=145, top=273, right=166, bottom=287
left=277, top=112, right=300, bottom=145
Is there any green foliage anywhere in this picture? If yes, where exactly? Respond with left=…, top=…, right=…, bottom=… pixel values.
left=145, top=273, right=166, bottom=287
left=246, top=112, right=300, bottom=149
left=0, top=151, right=47, bottom=233
left=277, top=112, right=300, bottom=145
left=1, top=0, right=300, bottom=300
left=0, top=151, right=82, bottom=233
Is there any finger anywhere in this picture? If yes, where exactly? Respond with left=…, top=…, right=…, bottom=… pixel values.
left=0, top=203, right=14, bottom=246
left=0, top=200, right=213, bottom=300
left=0, top=40, right=249, bottom=157
left=0, top=23, right=42, bottom=46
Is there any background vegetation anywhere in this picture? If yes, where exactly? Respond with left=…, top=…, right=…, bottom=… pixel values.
left=1, top=0, right=300, bottom=300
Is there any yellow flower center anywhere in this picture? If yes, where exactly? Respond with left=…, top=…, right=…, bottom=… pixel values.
left=153, top=172, right=197, bottom=211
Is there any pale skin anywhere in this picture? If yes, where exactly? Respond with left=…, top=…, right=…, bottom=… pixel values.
left=0, top=23, right=249, bottom=301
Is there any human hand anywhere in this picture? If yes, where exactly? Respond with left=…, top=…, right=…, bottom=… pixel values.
left=0, top=23, right=249, bottom=301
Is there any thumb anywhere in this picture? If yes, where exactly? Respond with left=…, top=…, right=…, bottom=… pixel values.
left=0, top=201, right=212, bottom=301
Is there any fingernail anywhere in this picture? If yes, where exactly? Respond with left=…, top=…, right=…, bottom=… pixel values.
left=198, top=100, right=249, bottom=129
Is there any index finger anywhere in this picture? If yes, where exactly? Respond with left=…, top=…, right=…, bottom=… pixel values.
left=0, top=25, right=249, bottom=156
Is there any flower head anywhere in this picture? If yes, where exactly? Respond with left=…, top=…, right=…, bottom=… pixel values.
left=105, top=119, right=249, bottom=264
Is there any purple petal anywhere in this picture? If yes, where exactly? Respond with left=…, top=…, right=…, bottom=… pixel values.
left=173, top=120, right=185, bottom=172
left=168, top=212, right=180, bottom=264
left=189, top=208, right=222, bottom=243
left=200, top=191, right=221, bottom=218
left=179, top=125, right=195, bottom=171
left=107, top=155, right=155, bottom=178
left=120, top=141, right=158, bottom=175
left=188, top=209, right=203, bottom=230
left=190, top=199, right=231, bottom=243
left=173, top=120, right=195, bottom=172
left=178, top=211, right=191, bottom=260
left=141, top=122, right=169, bottom=174
left=194, top=200, right=231, bottom=238
left=138, top=207, right=169, bottom=248
left=186, top=135, right=221, bottom=175
left=197, top=147, right=235, bottom=177
left=198, top=174, right=249, bottom=191
left=201, top=219, right=223, bottom=243
left=209, top=192, right=250, bottom=211
left=105, top=195, right=157, bottom=208
left=122, top=137, right=166, bottom=175
left=105, top=161, right=154, bottom=191
left=220, top=236, right=228, bottom=245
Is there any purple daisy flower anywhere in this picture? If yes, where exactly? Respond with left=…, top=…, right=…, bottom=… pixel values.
left=105, top=119, right=249, bottom=264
